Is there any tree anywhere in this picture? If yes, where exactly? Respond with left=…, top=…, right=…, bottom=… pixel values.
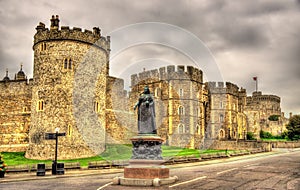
left=286, top=115, right=300, bottom=141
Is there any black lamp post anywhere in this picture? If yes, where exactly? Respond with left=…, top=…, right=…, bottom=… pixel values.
left=52, top=128, right=59, bottom=175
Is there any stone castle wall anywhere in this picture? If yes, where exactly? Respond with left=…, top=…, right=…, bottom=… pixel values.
left=25, top=16, right=110, bottom=159
left=245, top=91, right=286, bottom=137
left=105, top=76, right=134, bottom=144
left=206, top=82, right=246, bottom=140
left=0, top=80, right=32, bottom=152
left=0, top=16, right=289, bottom=156
left=130, top=65, right=205, bottom=149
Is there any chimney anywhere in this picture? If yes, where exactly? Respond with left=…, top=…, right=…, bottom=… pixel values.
left=50, top=15, right=60, bottom=30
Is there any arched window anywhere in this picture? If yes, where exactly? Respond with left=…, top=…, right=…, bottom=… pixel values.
left=196, top=124, right=200, bottom=135
left=41, top=43, right=46, bottom=51
left=68, top=59, right=72, bottom=69
left=37, top=100, right=44, bottom=111
left=22, top=107, right=28, bottom=113
left=178, top=124, right=185, bottom=133
left=219, top=129, right=225, bottom=139
left=220, top=114, right=224, bottom=122
left=94, top=101, right=100, bottom=113
left=220, top=101, right=223, bottom=109
left=64, top=59, right=68, bottom=69
left=155, top=87, right=161, bottom=98
left=178, top=106, right=184, bottom=115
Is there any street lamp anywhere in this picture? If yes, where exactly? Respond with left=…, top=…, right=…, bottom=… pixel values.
left=45, top=127, right=66, bottom=175
left=52, top=127, right=60, bottom=175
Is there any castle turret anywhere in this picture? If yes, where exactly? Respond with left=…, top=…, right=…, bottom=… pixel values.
left=26, top=15, right=110, bottom=159
left=15, top=64, right=26, bottom=80
left=3, top=69, right=10, bottom=81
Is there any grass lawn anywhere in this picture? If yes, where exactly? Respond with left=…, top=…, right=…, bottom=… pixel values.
left=1, top=144, right=233, bottom=167
left=261, top=138, right=288, bottom=142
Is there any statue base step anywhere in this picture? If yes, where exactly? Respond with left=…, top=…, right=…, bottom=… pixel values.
left=124, top=165, right=169, bottom=179
left=113, top=176, right=178, bottom=187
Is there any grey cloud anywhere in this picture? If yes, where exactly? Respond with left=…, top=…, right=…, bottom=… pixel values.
left=0, top=0, right=300, bottom=114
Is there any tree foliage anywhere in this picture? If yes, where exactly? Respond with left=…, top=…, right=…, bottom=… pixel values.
left=260, top=130, right=273, bottom=139
left=286, top=115, right=300, bottom=141
left=247, top=132, right=256, bottom=140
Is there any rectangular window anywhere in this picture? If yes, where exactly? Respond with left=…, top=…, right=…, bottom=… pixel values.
left=68, top=125, right=73, bottom=137
left=179, top=89, right=183, bottom=97
left=37, top=100, right=44, bottom=111
left=94, top=101, right=100, bottom=113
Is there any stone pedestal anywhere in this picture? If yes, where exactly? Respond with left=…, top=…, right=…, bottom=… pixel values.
left=113, top=135, right=178, bottom=187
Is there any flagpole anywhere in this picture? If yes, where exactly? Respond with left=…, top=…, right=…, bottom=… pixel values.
left=256, top=78, right=258, bottom=92
left=253, top=77, right=258, bottom=92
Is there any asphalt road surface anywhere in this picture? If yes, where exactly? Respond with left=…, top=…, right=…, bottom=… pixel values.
left=1, top=149, right=300, bottom=190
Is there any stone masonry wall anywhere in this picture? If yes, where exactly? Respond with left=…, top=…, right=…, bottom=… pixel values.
left=130, top=65, right=205, bottom=149
left=106, top=76, right=134, bottom=144
left=0, top=80, right=32, bottom=152
left=26, top=18, right=110, bottom=159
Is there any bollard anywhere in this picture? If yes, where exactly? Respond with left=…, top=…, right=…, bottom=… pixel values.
left=37, top=163, right=45, bottom=176
left=56, top=163, right=65, bottom=175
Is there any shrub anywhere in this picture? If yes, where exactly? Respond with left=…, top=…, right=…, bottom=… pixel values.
left=247, top=132, right=256, bottom=140
left=0, top=153, right=7, bottom=173
left=260, top=130, right=273, bottom=139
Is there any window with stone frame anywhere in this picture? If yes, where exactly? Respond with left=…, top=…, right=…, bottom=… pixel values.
left=220, top=114, right=224, bottom=122
left=67, top=125, right=73, bottom=137
left=219, top=129, right=225, bottom=139
left=22, top=107, right=28, bottom=113
left=64, top=58, right=68, bottom=69
left=155, top=87, right=161, bottom=98
left=63, top=58, right=73, bottom=70
left=178, top=106, right=185, bottom=115
left=196, top=124, right=201, bottom=135
left=37, top=100, right=44, bottom=111
left=41, top=43, right=46, bottom=51
left=179, top=88, right=184, bottom=97
left=94, top=101, right=100, bottom=113
left=178, top=124, right=185, bottom=133
left=68, top=59, right=72, bottom=69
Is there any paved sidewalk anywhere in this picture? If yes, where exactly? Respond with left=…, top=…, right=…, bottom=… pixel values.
left=0, top=168, right=123, bottom=183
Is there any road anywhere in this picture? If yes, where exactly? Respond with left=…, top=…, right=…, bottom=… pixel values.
left=1, top=149, right=300, bottom=190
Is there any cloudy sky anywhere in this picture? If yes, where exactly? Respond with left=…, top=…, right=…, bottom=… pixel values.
left=0, top=0, right=299, bottom=116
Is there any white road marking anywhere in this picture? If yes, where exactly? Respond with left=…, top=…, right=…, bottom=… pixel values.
left=243, top=163, right=258, bottom=168
left=97, top=182, right=113, bottom=190
left=217, top=168, right=238, bottom=175
left=169, top=176, right=207, bottom=188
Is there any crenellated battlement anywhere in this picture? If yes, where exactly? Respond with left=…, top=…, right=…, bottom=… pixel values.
left=206, top=81, right=240, bottom=95
left=33, top=15, right=110, bottom=52
left=131, top=65, right=203, bottom=86
left=247, top=91, right=280, bottom=103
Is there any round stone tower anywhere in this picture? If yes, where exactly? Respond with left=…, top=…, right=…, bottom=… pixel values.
left=26, top=15, right=110, bottom=159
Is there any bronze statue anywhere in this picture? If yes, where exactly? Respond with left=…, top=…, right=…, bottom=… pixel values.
left=134, top=86, right=157, bottom=134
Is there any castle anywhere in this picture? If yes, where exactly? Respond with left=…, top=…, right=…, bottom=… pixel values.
left=0, top=16, right=288, bottom=159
